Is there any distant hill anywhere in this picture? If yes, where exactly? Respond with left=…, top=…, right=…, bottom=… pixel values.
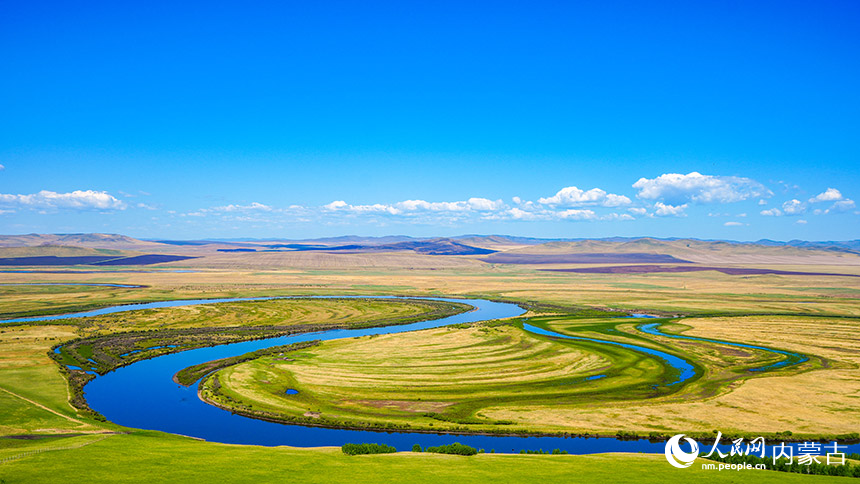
left=215, top=238, right=496, bottom=256
left=483, top=252, right=691, bottom=264
left=489, top=238, right=860, bottom=266
left=0, top=233, right=170, bottom=251
left=0, top=254, right=196, bottom=266
left=0, top=245, right=128, bottom=258
left=378, top=239, right=495, bottom=255
left=2, top=233, right=860, bottom=267
left=778, top=239, right=860, bottom=253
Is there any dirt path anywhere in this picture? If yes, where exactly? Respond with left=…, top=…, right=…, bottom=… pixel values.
left=0, top=385, right=86, bottom=426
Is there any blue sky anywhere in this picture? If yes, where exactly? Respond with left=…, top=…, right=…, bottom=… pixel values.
left=1, top=1, right=858, bottom=240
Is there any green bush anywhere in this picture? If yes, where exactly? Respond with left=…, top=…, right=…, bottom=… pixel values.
left=424, top=442, right=477, bottom=456
left=341, top=443, right=397, bottom=456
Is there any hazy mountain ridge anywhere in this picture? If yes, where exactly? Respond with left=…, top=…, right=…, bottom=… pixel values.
left=1, top=234, right=859, bottom=266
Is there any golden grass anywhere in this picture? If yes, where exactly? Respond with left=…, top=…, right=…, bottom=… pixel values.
left=74, top=297, right=453, bottom=336
left=484, top=316, right=860, bottom=435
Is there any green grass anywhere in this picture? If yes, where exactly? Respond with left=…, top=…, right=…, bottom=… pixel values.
left=200, top=313, right=815, bottom=437
left=0, top=431, right=849, bottom=483
left=1, top=267, right=858, bottom=482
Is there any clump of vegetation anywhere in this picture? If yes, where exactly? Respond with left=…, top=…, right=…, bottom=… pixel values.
left=173, top=341, right=320, bottom=386
left=62, top=367, right=105, bottom=421
left=49, top=298, right=472, bottom=375
left=341, top=443, right=397, bottom=455
left=519, top=449, right=568, bottom=455
left=423, top=412, right=484, bottom=425
left=424, top=443, right=478, bottom=456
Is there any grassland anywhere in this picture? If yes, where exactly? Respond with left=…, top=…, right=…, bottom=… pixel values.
left=5, top=431, right=853, bottom=484
left=1, top=253, right=859, bottom=482
left=0, top=324, right=113, bottom=436
left=202, top=311, right=853, bottom=439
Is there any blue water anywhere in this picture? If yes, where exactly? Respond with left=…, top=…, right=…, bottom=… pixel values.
left=522, top=323, right=697, bottom=386
left=0, top=296, right=300, bottom=324
left=637, top=322, right=809, bottom=372
left=0, top=283, right=144, bottom=288
left=0, top=270, right=197, bottom=274
left=66, top=365, right=97, bottom=375
left=285, top=389, right=299, bottom=395
left=17, top=296, right=845, bottom=454
left=87, top=297, right=674, bottom=452
left=120, top=345, right=181, bottom=357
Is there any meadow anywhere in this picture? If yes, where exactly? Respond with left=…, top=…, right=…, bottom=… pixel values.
left=3, top=431, right=848, bottom=484
left=200, top=311, right=854, bottom=439
left=1, top=252, right=859, bottom=482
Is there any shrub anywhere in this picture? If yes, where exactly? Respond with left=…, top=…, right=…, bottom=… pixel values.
left=424, top=443, right=477, bottom=456
left=341, top=443, right=397, bottom=456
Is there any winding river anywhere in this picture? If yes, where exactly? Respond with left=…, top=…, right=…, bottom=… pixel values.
left=3, top=296, right=836, bottom=454
left=522, top=323, right=697, bottom=386
left=637, top=322, right=809, bottom=372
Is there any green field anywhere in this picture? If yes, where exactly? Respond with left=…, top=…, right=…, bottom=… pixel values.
left=198, top=312, right=848, bottom=439
left=1, top=259, right=859, bottom=482
left=0, top=431, right=852, bottom=483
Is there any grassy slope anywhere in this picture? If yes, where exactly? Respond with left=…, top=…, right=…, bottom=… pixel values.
left=0, top=325, right=109, bottom=435
left=205, top=313, right=844, bottom=437
left=0, top=432, right=850, bottom=484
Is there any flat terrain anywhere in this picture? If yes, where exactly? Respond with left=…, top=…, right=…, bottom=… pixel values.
left=2, top=236, right=860, bottom=482
left=3, top=432, right=851, bottom=484
left=204, top=312, right=853, bottom=437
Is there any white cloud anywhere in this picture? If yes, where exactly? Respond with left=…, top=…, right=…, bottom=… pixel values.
left=0, top=190, right=125, bottom=210
left=214, top=202, right=273, bottom=212
left=632, top=172, right=770, bottom=204
left=323, top=197, right=504, bottom=217
left=465, top=198, right=505, bottom=211
left=758, top=199, right=768, bottom=206
left=654, top=202, right=687, bottom=217
left=538, top=186, right=631, bottom=207
left=796, top=219, right=808, bottom=225
left=760, top=208, right=782, bottom=216
left=357, top=203, right=402, bottom=214
left=603, top=212, right=635, bottom=221
left=324, top=200, right=349, bottom=211
left=628, top=207, right=647, bottom=216
left=809, top=188, right=843, bottom=203
left=396, top=200, right=464, bottom=212
left=506, top=207, right=538, bottom=220
left=781, top=199, right=806, bottom=215
left=0, top=164, right=5, bottom=171
left=723, top=221, right=744, bottom=226
left=557, top=209, right=598, bottom=220
left=827, top=199, right=856, bottom=213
